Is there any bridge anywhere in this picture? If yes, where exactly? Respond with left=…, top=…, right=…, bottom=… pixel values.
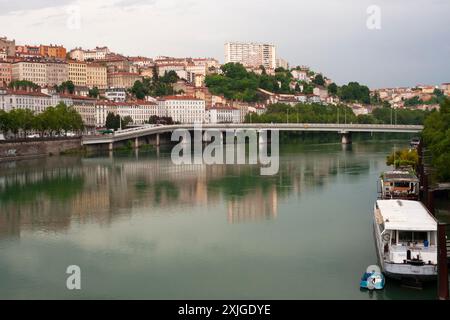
left=82, top=123, right=424, bottom=149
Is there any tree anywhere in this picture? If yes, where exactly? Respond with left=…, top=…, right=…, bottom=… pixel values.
left=105, top=112, right=117, bottom=130
left=56, top=81, right=75, bottom=94
left=88, top=87, right=100, bottom=98
left=328, top=83, right=338, bottom=95
left=386, top=149, right=418, bottom=169
left=312, top=74, right=325, bottom=86
left=122, top=116, right=133, bottom=128
left=422, top=98, right=450, bottom=181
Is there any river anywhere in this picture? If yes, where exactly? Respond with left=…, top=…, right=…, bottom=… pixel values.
left=0, top=141, right=437, bottom=299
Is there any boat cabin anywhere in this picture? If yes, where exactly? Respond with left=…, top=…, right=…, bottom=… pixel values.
left=374, top=200, right=438, bottom=279
left=379, top=171, right=419, bottom=200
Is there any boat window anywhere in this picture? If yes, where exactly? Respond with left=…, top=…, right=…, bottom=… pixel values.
left=394, top=181, right=410, bottom=188
left=398, top=231, right=428, bottom=243
left=399, top=231, right=413, bottom=242
left=413, top=232, right=428, bottom=242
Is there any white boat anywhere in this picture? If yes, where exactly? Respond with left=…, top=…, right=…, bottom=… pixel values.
left=373, top=199, right=438, bottom=282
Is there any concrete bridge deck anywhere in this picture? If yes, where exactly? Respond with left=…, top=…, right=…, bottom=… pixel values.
left=82, top=123, right=423, bottom=146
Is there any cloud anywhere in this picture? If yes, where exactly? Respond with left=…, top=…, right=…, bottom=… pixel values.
left=0, top=0, right=75, bottom=15
left=0, top=0, right=449, bottom=88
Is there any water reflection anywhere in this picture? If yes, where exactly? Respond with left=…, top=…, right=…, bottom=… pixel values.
left=0, top=143, right=375, bottom=238
left=0, top=141, right=439, bottom=300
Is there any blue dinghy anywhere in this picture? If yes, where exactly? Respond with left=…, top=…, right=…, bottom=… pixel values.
left=360, top=265, right=385, bottom=290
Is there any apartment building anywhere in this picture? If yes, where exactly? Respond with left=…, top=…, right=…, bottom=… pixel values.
left=0, top=61, right=12, bottom=86
left=159, top=96, right=205, bottom=124
left=39, top=45, right=66, bottom=60
left=86, top=63, right=107, bottom=89
left=46, top=61, right=68, bottom=86
left=205, top=104, right=240, bottom=124
left=224, top=42, right=277, bottom=70
left=107, top=72, right=143, bottom=89
left=94, top=100, right=162, bottom=127
left=12, top=60, right=47, bottom=87
left=0, top=36, right=15, bottom=57
left=69, top=47, right=111, bottom=61
left=0, top=89, right=52, bottom=113
left=68, top=60, right=87, bottom=86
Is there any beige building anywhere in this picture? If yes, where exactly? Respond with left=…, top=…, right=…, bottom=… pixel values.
left=0, top=61, right=12, bottom=86
left=0, top=36, right=15, bottom=57
left=86, top=63, right=107, bottom=89
left=107, top=72, right=143, bottom=89
left=12, top=60, right=47, bottom=87
left=68, top=60, right=87, bottom=86
left=46, top=61, right=68, bottom=86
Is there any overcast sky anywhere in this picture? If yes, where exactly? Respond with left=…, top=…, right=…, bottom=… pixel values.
left=1, top=0, right=449, bottom=88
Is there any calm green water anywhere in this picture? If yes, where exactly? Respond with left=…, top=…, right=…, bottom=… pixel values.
left=0, top=141, right=437, bottom=299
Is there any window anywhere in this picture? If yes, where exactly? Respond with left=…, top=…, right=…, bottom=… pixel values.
left=398, top=231, right=428, bottom=243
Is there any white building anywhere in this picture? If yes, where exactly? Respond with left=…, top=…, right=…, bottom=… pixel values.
left=291, top=69, right=309, bottom=82
left=105, top=88, right=127, bottom=102
left=94, top=100, right=163, bottom=127
left=159, top=96, right=205, bottom=124
left=69, top=47, right=111, bottom=61
left=224, top=42, right=277, bottom=70
left=206, top=104, right=241, bottom=124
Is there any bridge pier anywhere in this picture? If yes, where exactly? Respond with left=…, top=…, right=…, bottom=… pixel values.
left=156, top=133, right=160, bottom=146
left=134, top=137, right=139, bottom=149
left=108, top=142, right=114, bottom=151
left=340, top=132, right=352, bottom=145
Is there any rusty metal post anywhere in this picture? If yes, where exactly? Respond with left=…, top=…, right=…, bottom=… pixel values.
left=438, top=223, right=449, bottom=300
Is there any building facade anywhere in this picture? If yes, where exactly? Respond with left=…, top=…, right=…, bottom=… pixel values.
left=86, top=63, right=107, bottom=89
left=0, top=37, right=16, bottom=57
left=107, top=72, right=143, bottom=89
left=12, top=60, right=47, bottom=87
left=159, top=96, right=206, bottom=124
left=68, top=61, right=87, bottom=86
left=0, top=61, right=12, bottom=86
left=46, top=61, right=68, bottom=86
left=224, top=42, right=277, bottom=70
left=39, top=45, right=66, bottom=60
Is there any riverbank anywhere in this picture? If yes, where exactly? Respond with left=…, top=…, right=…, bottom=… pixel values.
left=0, top=137, right=82, bottom=162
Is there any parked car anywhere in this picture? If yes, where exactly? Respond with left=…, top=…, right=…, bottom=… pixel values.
left=27, top=134, right=40, bottom=138
left=0, top=133, right=5, bottom=141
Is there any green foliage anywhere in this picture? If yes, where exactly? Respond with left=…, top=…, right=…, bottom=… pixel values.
left=88, top=87, right=100, bottom=98
left=9, top=80, right=39, bottom=90
left=386, top=149, right=418, bottom=169
left=244, top=103, right=430, bottom=126
left=422, top=98, right=450, bottom=182
left=244, top=103, right=358, bottom=124
left=205, top=63, right=294, bottom=102
left=328, top=83, right=338, bottom=95
left=0, top=102, right=84, bottom=138
left=130, top=70, right=179, bottom=98
left=55, top=81, right=75, bottom=94
left=404, top=89, right=446, bottom=107
left=312, top=74, right=325, bottom=86
left=338, top=82, right=370, bottom=104
left=105, top=112, right=120, bottom=130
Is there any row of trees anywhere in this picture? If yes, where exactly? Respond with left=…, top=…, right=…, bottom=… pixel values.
left=244, top=103, right=430, bottom=125
left=105, top=112, right=133, bottom=131
left=0, top=103, right=84, bottom=138
left=422, top=98, right=450, bottom=182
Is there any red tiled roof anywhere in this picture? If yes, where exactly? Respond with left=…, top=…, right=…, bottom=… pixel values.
left=160, top=95, right=202, bottom=101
